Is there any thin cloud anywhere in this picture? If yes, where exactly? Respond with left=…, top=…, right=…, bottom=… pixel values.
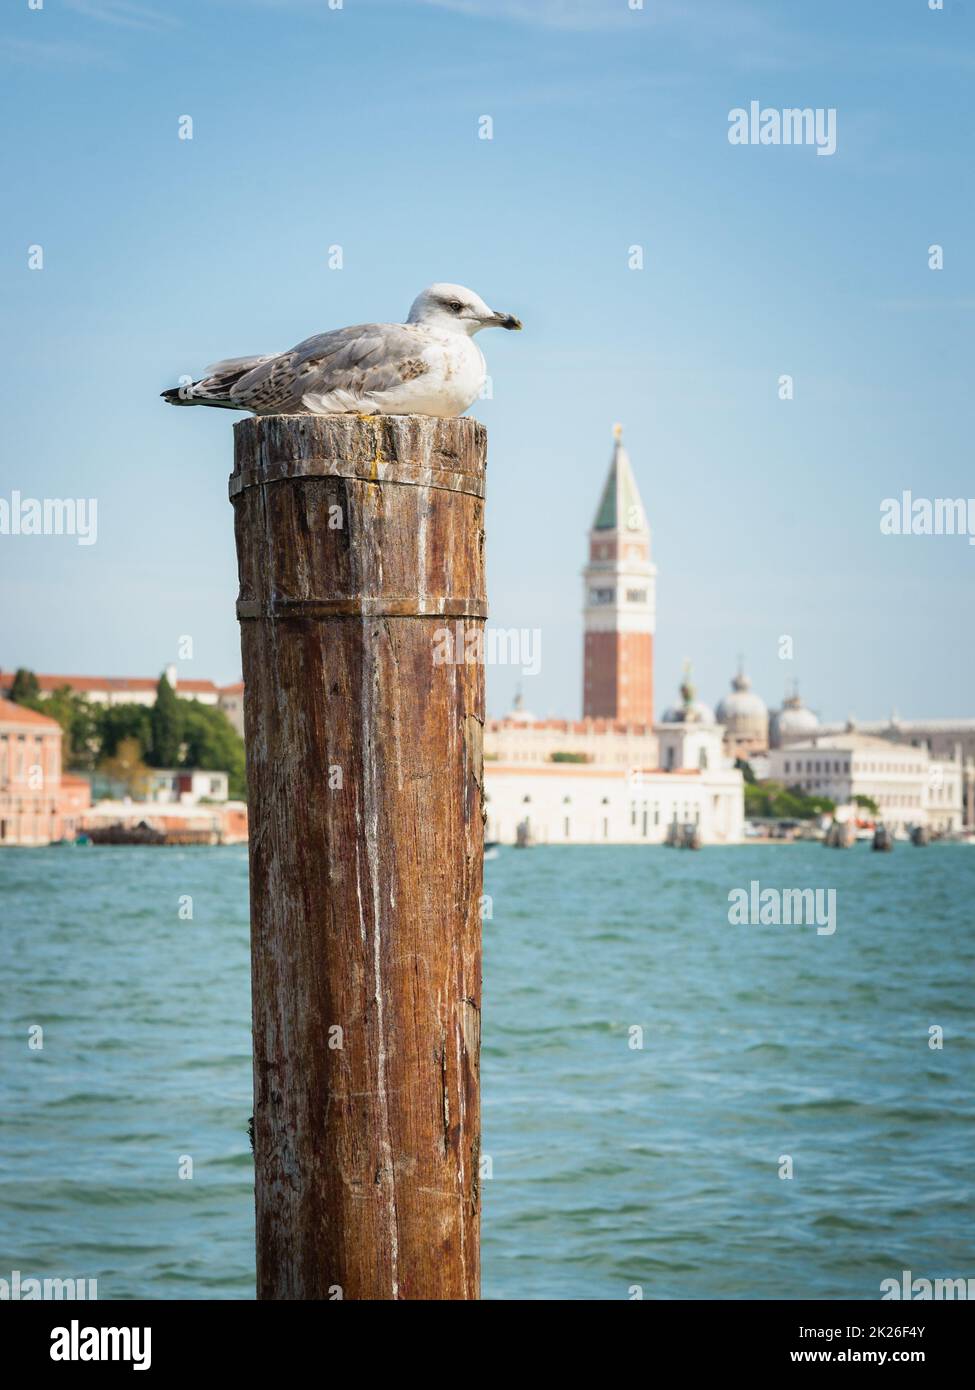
left=879, top=298, right=975, bottom=313
left=64, top=0, right=181, bottom=32
left=415, top=0, right=637, bottom=29
left=412, top=0, right=975, bottom=75
left=0, top=36, right=109, bottom=67
left=413, top=0, right=788, bottom=42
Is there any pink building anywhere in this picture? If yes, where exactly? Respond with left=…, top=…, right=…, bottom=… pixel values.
left=0, top=698, right=90, bottom=846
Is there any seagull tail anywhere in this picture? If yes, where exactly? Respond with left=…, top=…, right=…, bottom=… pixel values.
left=161, top=386, right=198, bottom=406
left=161, top=381, right=243, bottom=409
left=161, top=353, right=276, bottom=410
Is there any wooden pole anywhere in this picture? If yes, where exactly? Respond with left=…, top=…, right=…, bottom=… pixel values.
left=231, top=414, right=485, bottom=1300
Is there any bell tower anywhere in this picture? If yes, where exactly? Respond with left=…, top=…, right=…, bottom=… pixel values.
left=582, top=424, right=656, bottom=723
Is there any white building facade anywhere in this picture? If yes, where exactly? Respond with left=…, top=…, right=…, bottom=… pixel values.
left=484, top=723, right=744, bottom=846
left=768, top=733, right=963, bottom=833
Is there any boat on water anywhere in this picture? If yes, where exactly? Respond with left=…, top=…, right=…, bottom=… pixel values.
left=872, top=825, right=894, bottom=852
left=664, top=820, right=702, bottom=850
left=514, top=820, right=534, bottom=849
left=87, top=820, right=219, bottom=847
left=825, top=818, right=857, bottom=848
left=484, top=841, right=500, bottom=861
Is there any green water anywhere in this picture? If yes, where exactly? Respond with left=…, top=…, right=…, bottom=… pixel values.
left=1, top=842, right=972, bottom=1299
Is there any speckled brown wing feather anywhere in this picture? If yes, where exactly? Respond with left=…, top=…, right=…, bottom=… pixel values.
left=229, top=323, right=430, bottom=413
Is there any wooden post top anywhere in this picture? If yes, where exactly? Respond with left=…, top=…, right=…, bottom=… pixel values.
left=230, top=413, right=488, bottom=623
left=231, top=413, right=487, bottom=501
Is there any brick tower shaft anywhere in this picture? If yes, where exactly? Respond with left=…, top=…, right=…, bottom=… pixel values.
left=582, top=425, right=656, bottom=723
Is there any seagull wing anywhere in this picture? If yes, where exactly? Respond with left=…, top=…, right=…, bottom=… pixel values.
left=230, top=323, right=430, bottom=413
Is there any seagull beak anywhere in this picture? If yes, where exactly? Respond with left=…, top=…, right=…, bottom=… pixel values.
left=489, top=310, right=522, bottom=331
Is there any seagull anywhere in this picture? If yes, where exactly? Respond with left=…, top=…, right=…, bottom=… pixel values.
left=161, top=283, right=522, bottom=418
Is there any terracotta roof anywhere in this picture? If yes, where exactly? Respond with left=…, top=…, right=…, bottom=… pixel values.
left=218, top=682, right=245, bottom=695
left=0, top=671, right=220, bottom=696
left=487, top=718, right=654, bottom=734
left=0, top=697, right=62, bottom=730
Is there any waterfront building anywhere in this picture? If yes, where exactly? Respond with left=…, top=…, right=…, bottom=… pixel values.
left=154, top=769, right=229, bottom=804
left=88, top=766, right=233, bottom=806
left=767, top=732, right=963, bottom=834
left=811, top=714, right=975, bottom=767
left=217, top=681, right=245, bottom=736
left=0, top=698, right=91, bottom=846
left=484, top=693, right=657, bottom=768
left=484, top=717, right=742, bottom=845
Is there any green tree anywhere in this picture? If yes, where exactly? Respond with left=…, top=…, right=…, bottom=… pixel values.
left=746, top=779, right=835, bottom=821
left=98, top=702, right=153, bottom=761
left=853, top=793, right=880, bottom=816
left=149, top=673, right=183, bottom=768
left=180, top=702, right=247, bottom=800
left=98, top=736, right=152, bottom=799
left=44, top=686, right=99, bottom=770
left=9, top=668, right=40, bottom=703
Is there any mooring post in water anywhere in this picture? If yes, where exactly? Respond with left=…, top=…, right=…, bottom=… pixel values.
left=230, top=414, right=486, bottom=1300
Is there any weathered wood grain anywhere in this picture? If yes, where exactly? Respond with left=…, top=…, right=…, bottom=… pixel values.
left=231, top=414, right=485, bottom=1300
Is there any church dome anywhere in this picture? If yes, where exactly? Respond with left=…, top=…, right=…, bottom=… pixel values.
left=770, top=688, right=819, bottom=747
left=715, top=667, right=768, bottom=738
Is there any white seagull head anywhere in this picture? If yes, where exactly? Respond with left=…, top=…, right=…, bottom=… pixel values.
left=407, top=282, right=522, bottom=336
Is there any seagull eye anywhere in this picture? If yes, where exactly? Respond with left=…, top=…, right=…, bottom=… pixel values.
left=447, top=301, right=463, bottom=313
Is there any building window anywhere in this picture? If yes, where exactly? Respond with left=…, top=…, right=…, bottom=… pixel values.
left=563, top=817, right=571, bottom=837
left=589, top=588, right=614, bottom=605
left=626, top=589, right=647, bottom=603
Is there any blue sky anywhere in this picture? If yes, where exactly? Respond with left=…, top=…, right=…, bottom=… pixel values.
left=1, top=0, right=972, bottom=721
